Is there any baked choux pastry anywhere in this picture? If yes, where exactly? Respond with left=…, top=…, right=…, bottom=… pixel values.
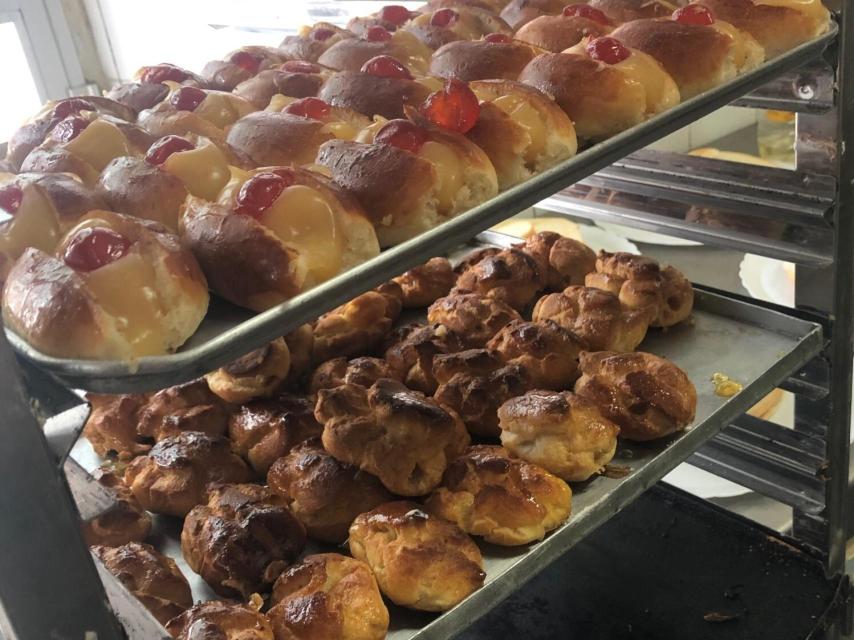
left=201, top=46, right=290, bottom=91
left=426, top=444, right=572, bottom=544
left=383, top=322, right=465, bottom=394
left=166, top=601, right=274, bottom=640
left=428, top=291, right=521, bottom=347
left=516, top=4, right=614, bottom=52
left=349, top=501, right=485, bottom=611
left=520, top=230, right=596, bottom=290
left=430, top=37, right=541, bottom=82
left=83, top=393, right=151, bottom=459
left=497, top=389, right=619, bottom=481
left=267, top=438, right=392, bottom=543
left=206, top=338, right=292, bottom=404
left=391, top=256, right=455, bottom=307
left=137, top=378, right=230, bottom=442
left=279, top=23, right=354, bottom=62
left=82, top=468, right=152, bottom=547
left=574, top=350, right=697, bottom=440
left=283, top=323, right=315, bottom=388
left=316, top=378, right=470, bottom=496
left=309, top=356, right=402, bottom=392
left=454, top=247, right=545, bottom=311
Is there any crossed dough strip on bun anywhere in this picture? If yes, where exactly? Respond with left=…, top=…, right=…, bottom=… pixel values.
left=166, top=601, right=274, bottom=640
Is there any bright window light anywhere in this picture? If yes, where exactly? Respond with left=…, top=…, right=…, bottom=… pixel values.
left=0, top=21, right=42, bottom=145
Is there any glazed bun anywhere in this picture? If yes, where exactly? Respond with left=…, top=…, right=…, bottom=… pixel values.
left=206, top=339, right=292, bottom=404
left=426, top=445, right=572, bottom=545
left=520, top=230, right=596, bottom=290
left=588, top=0, right=684, bottom=23
left=405, top=8, right=513, bottom=49
left=430, top=38, right=540, bottom=82
left=201, top=46, right=290, bottom=91
left=454, top=247, right=545, bottom=311
left=3, top=211, right=208, bottom=360
left=82, top=469, right=152, bottom=547
left=515, top=11, right=613, bottom=52
left=497, top=389, right=619, bottom=481
left=349, top=501, right=485, bottom=611
left=574, top=350, right=697, bottom=440
left=383, top=322, right=466, bottom=394
left=309, top=356, right=401, bottom=393
left=315, top=378, right=470, bottom=496
left=319, top=31, right=433, bottom=75
left=167, top=601, right=274, bottom=640
left=392, top=256, right=456, bottom=308
left=279, top=23, right=354, bottom=62
left=318, top=69, right=433, bottom=121
left=500, top=0, right=565, bottom=29
left=233, top=63, right=331, bottom=109
left=428, top=292, right=521, bottom=347
left=426, top=0, right=510, bottom=12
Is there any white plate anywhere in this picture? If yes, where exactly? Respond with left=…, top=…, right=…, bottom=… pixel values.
left=595, top=221, right=703, bottom=247
left=739, top=253, right=795, bottom=307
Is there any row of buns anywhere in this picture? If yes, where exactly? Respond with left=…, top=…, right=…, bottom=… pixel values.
left=0, top=0, right=830, bottom=362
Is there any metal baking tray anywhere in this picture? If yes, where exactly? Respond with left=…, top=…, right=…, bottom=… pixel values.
left=8, top=23, right=837, bottom=394
left=70, top=283, right=823, bottom=639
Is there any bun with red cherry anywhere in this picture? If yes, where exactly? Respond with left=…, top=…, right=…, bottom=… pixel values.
left=233, top=61, right=333, bottom=109
left=106, top=63, right=207, bottom=113
left=425, top=0, right=510, bottom=12
left=318, top=28, right=433, bottom=75
left=587, top=0, right=687, bottom=24
left=201, top=46, right=290, bottom=91
left=3, top=210, right=209, bottom=360
left=279, top=23, right=354, bottom=62
left=405, top=7, right=512, bottom=49
left=429, top=37, right=541, bottom=82
left=500, top=0, right=565, bottom=29
left=515, top=5, right=614, bottom=51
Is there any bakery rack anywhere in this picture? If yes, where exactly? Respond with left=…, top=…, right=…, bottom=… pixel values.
left=1, top=3, right=852, bottom=639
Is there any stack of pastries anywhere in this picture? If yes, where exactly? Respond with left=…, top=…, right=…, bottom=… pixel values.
left=82, top=224, right=702, bottom=638
left=0, top=0, right=830, bottom=361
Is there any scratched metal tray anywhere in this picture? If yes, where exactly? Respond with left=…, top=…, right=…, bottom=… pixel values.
left=8, top=22, right=837, bottom=394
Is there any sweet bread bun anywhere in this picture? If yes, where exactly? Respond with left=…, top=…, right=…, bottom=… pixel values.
left=312, top=284, right=403, bottom=363
left=349, top=501, right=485, bottom=611
left=124, top=431, right=253, bottom=517
left=426, top=0, right=510, bottom=11
left=516, top=10, right=613, bottom=52
left=428, top=291, right=521, bottom=347
left=383, top=322, right=465, bottom=393
left=392, top=257, right=456, bottom=307
left=588, top=0, right=685, bottom=23
left=433, top=348, right=531, bottom=437
left=405, top=7, right=512, bottom=49
left=92, top=542, right=192, bottom=626
left=82, top=468, right=152, bottom=547
left=318, top=30, right=434, bottom=75
left=610, top=12, right=764, bottom=99
left=531, top=285, right=650, bottom=351
left=3, top=211, right=208, bottom=360
left=697, top=0, right=829, bottom=58
left=454, top=247, right=545, bottom=310
left=279, top=23, right=355, bottom=62
left=267, top=438, right=392, bottom=543
left=201, top=46, right=290, bottom=91
left=269, top=553, right=389, bottom=640
left=136, top=378, right=231, bottom=442
left=430, top=38, right=540, bottom=82
left=228, top=394, right=323, bottom=475
left=318, top=117, right=498, bottom=246
left=463, top=80, right=577, bottom=187
left=167, top=601, right=274, bottom=640
left=316, top=378, right=470, bottom=496
left=83, top=393, right=151, bottom=459
left=309, top=356, right=401, bottom=392
left=181, top=483, right=306, bottom=598
left=347, top=5, right=417, bottom=36
left=519, top=230, right=596, bottom=290
left=487, top=318, right=585, bottom=389
left=106, top=64, right=207, bottom=112
left=318, top=68, right=433, bottom=121
left=497, top=389, right=619, bottom=481
left=519, top=40, right=680, bottom=142
left=206, top=338, right=292, bottom=404
left=180, top=166, right=379, bottom=312
left=500, top=0, right=565, bottom=29
left=426, top=444, right=571, bottom=545
left=233, top=63, right=332, bottom=109
left=574, top=350, right=697, bottom=440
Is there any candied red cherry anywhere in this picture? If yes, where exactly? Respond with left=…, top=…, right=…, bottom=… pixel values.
left=0, top=185, right=23, bottom=215
left=230, top=50, right=262, bottom=73
left=145, top=135, right=195, bottom=166
left=62, top=227, right=132, bottom=272
left=311, top=28, right=336, bottom=41
left=586, top=36, right=631, bottom=64
left=431, top=8, right=458, bottom=27
left=485, top=33, right=512, bottom=43
left=421, top=78, right=480, bottom=134
left=234, top=172, right=295, bottom=218
left=361, top=55, right=413, bottom=79
left=52, top=98, right=96, bottom=121
left=284, top=97, right=331, bottom=120
left=375, top=119, right=429, bottom=153
left=51, top=116, right=89, bottom=142
left=281, top=60, right=321, bottom=74
left=170, top=86, right=207, bottom=112
left=140, top=64, right=190, bottom=84
left=366, top=25, right=393, bottom=42
left=672, top=4, right=715, bottom=25
left=379, top=5, right=412, bottom=25
left=562, top=4, right=611, bottom=25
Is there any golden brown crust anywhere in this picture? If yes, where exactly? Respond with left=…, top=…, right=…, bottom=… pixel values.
left=318, top=72, right=432, bottom=120
left=206, top=338, right=292, bottom=404
left=516, top=14, right=613, bottom=52
left=228, top=394, right=323, bottom=475
left=657, top=264, right=694, bottom=327
left=82, top=468, right=152, bottom=547
left=426, top=0, right=509, bottom=12
left=453, top=247, right=545, bottom=311
left=519, top=231, right=596, bottom=291
left=234, top=68, right=327, bottom=109
left=430, top=39, right=539, bottom=82
left=166, top=600, right=274, bottom=640
left=267, top=438, right=392, bottom=543
left=226, top=111, right=335, bottom=167
left=106, top=82, right=171, bottom=113
left=574, top=350, right=697, bottom=441
left=83, top=393, right=152, bottom=460
left=15, top=172, right=108, bottom=229
left=279, top=24, right=354, bottom=62
left=309, top=356, right=401, bottom=393
left=588, top=0, right=683, bottom=23
left=500, top=0, right=565, bottom=29
left=487, top=319, right=585, bottom=389
left=269, top=553, right=389, bottom=640
left=407, top=8, right=512, bottom=49
left=124, top=431, right=253, bottom=517
left=319, top=39, right=407, bottom=73
left=181, top=483, right=306, bottom=598
left=349, top=500, right=485, bottom=611
left=392, top=257, right=456, bottom=308
left=383, top=322, right=466, bottom=394
left=92, top=542, right=192, bottom=626
left=497, top=389, right=619, bottom=481
left=427, top=292, right=522, bottom=348
left=426, top=444, right=572, bottom=545
left=137, top=378, right=231, bottom=442
left=531, top=285, right=650, bottom=351
left=137, top=91, right=254, bottom=143
left=283, top=324, right=315, bottom=388
left=202, top=46, right=290, bottom=91
left=316, top=379, right=470, bottom=496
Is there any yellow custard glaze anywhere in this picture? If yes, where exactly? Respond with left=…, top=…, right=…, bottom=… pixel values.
left=391, top=31, right=433, bottom=75
left=490, top=93, right=547, bottom=160
left=163, top=140, right=231, bottom=201
left=418, top=141, right=463, bottom=212
left=195, top=92, right=254, bottom=129
left=64, top=120, right=133, bottom=172
left=614, top=50, right=681, bottom=113
left=757, top=0, right=828, bottom=21
left=0, top=186, right=60, bottom=276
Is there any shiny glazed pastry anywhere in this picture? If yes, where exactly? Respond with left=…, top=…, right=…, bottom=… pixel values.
left=136, top=378, right=231, bottom=442
left=201, top=46, right=290, bottom=91
left=515, top=4, right=614, bottom=52
left=267, top=438, right=392, bottom=543
left=404, top=7, right=513, bottom=49
left=279, top=23, right=354, bottom=62
left=574, top=350, right=697, bottom=440
left=425, top=0, right=511, bottom=11
left=318, top=27, right=434, bottom=75
left=82, top=468, right=153, bottom=547
left=283, top=323, right=316, bottom=388
left=83, top=393, right=151, bottom=459
left=206, top=338, right=292, bottom=404
left=519, top=230, right=597, bottom=290
left=426, top=444, right=572, bottom=545
left=180, top=166, right=379, bottom=312
left=233, top=61, right=333, bottom=110
left=166, top=600, right=274, bottom=640
left=487, top=319, right=586, bottom=389
left=587, top=0, right=685, bottom=23
left=497, top=389, right=619, bottom=481
left=181, top=483, right=306, bottom=598
left=92, top=542, right=192, bottom=626
left=124, top=431, right=253, bottom=517
left=315, top=378, right=470, bottom=496
left=609, top=5, right=765, bottom=99
left=531, top=285, right=650, bottom=351
left=268, top=553, right=389, bottom=640
left=428, top=291, right=522, bottom=347
left=3, top=211, right=209, bottom=360
left=228, top=393, right=322, bottom=475
left=349, top=501, right=485, bottom=611
left=500, top=0, right=566, bottom=29
left=346, top=4, right=418, bottom=36
left=453, top=247, right=545, bottom=310
left=383, top=322, right=465, bottom=394
left=429, top=36, right=541, bottom=82
left=309, top=356, right=402, bottom=392
left=106, top=63, right=207, bottom=113
left=392, top=256, right=456, bottom=307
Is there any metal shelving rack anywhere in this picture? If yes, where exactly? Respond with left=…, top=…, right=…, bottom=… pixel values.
left=1, top=3, right=852, bottom=639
